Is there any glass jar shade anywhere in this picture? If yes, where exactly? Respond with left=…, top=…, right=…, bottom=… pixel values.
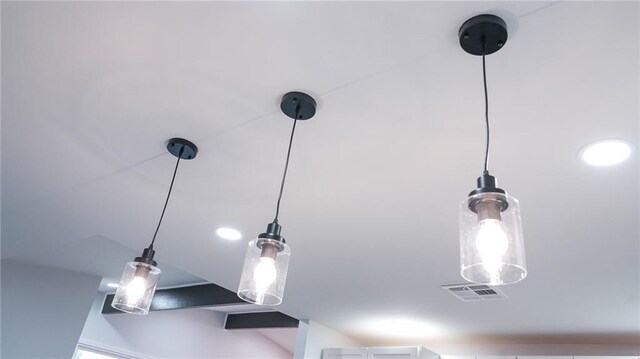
left=111, top=261, right=161, bottom=314
left=459, top=192, right=526, bottom=285
left=238, top=239, right=290, bottom=306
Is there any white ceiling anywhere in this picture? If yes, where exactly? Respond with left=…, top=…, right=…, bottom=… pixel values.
left=2, top=0, right=639, bottom=353
left=6, top=234, right=206, bottom=292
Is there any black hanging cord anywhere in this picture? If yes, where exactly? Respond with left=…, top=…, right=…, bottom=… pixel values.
left=482, top=40, right=490, bottom=175
left=273, top=115, right=299, bottom=223
left=149, top=148, right=183, bottom=248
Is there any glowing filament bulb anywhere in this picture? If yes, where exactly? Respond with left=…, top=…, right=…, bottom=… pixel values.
left=125, top=276, right=147, bottom=304
left=254, top=257, right=277, bottom=290
left=475, top=219, right=509, bottom=278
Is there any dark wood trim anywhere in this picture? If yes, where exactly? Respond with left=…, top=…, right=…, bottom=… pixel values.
left=102, top=283, right=247, bottom=314
left=225, top=312, right=299, bottom=330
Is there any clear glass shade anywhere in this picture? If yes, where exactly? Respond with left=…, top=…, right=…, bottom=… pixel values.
left=460, top=192, right=526, bottom=285
left=111, top=261, right=161, bottom=315
left=238, top=239, right=290, bottom=306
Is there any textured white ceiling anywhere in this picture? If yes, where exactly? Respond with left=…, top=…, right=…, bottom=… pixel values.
left=2, top=0, right=638, bottom=351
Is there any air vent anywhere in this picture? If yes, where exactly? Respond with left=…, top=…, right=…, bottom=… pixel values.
left=442, top=284, right=508, bottom=301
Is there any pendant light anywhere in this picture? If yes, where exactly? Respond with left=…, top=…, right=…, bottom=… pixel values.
left=458, top=15, right=527, bottom=285
left=112, top=138, right=198, bottom=314
left=237, top=92, right=317, bottom=306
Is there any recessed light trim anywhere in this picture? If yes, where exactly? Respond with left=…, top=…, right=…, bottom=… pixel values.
left=216, top=227, right=243, bottom=241
left=580, top=139, right=633, bottom=166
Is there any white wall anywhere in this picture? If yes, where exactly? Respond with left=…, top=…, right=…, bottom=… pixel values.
left=295, top=320, right=363, bottom=359
left=1, top=259, right=101, bottom=358
left=80, top=293, right=294, bottom=358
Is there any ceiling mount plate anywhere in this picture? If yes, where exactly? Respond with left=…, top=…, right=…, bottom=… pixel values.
left=280, top=92, right=317, bottom=121
left=167, top=138, right=198, bottom=160
left=459, top=14, right=508, bottom=56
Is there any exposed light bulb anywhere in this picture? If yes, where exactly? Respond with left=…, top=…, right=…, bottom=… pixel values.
left=125, top=276, right=148, bottom=304
left=238, top=234, right=290, bottom=306
left=254, top=256, right=277, bottom=290
left=475, top=219, right=509, bottom=280
left=252, top=256, right=277, bottom=305
left=112, top=261, right=160, bottom=314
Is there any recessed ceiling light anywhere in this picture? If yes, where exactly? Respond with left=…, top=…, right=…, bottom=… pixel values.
left=580, top=139, right=633, bottom=166
left=106, top=282, right=119, bottom=288
left=216, top=227, right=242, bottom=241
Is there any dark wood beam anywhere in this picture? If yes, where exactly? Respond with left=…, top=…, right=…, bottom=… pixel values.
left=225, top=312, right=299, bottom=330
left=102, top=283, right=299, bottom=329
left=102, top=283, right=246, bottom=314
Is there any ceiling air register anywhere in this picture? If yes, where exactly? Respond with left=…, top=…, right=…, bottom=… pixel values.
left=112, top=138, right=198, bottom=314
left=457, top=15, right=527, bottom=285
